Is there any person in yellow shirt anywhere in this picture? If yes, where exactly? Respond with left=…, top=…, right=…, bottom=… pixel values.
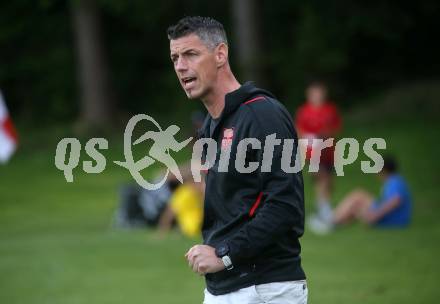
left=158, top=181, right=204, bottom=238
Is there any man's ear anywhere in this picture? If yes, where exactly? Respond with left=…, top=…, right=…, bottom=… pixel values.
left=215, top=43, right=228, bottom=68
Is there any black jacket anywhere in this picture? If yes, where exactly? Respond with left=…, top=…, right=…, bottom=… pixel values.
left=199, top=82, right=306, bottom=295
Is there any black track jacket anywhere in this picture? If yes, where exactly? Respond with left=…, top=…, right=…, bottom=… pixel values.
left=198, top=82, right=306, bottom=295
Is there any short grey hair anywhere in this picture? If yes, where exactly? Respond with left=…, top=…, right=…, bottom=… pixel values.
left=167, top=16, right=228, bottom=50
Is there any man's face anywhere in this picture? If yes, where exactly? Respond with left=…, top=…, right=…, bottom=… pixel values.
left=170, top=34, right=218, bottom=99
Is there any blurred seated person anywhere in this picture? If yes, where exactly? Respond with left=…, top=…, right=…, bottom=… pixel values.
left=155, top=111, right=206, bottom=238
left=309, top=156, right=412, bottom=233
left=114, top=111, right=206, bottom=231
left=158, top=180, right=204, bottom=238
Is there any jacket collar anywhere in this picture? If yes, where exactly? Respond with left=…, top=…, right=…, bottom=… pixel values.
left=223, top=81, right=274, bottom=117
left=198, top=81, right=275, bottom=139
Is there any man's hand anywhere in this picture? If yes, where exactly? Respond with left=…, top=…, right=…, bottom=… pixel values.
left=185, top=244, right=225, bottom=275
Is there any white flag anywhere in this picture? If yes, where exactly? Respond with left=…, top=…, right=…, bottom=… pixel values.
left=0, top=90, right=18, bottom=163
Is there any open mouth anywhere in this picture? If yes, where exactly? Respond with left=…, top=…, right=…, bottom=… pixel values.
left=182, top=77, right=197, bottom=88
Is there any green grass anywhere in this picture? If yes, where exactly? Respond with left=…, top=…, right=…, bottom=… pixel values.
left=1, top=119, right=439, bottom=303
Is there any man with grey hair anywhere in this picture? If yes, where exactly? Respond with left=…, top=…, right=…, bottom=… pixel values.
left=168, top=16, right=307, bottom=303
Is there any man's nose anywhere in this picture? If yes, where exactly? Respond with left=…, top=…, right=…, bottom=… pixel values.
left=175, top=57, right=188, bottom=72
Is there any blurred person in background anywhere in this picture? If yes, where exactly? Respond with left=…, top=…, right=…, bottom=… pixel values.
left=310, top=156, right=412, bottom=234
left=114, top=110, right=205, bottom=231
left=294, top=81, right=342, bottom=225
left=158, top=179, right=204, bottom=238
left=156, top=110, right=206, bottom=238
left=334, top=156, right=412, bottom=227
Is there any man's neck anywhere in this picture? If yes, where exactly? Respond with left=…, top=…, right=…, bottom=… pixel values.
left=201, top=73, right=240, bottom=119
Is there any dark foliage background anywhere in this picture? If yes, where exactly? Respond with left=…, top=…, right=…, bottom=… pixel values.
left=0, top=0, right=439, bottom=125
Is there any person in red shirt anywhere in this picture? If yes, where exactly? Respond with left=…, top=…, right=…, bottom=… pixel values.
left=295, top=81, right=342, bottom=224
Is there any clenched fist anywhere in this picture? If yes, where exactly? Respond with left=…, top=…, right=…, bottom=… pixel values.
left=185, top=244, right=225, bottom=275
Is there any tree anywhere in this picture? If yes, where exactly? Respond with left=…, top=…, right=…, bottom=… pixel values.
left=231, top=0, right=263, bottom=85
left=71, top=0, right=115, bottom=129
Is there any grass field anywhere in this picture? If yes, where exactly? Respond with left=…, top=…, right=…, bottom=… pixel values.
left=1, top=118, right=439, bottom=303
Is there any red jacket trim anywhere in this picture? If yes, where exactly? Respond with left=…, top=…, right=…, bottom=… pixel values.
left=249, top=192, right=264, bottom=217
left=243, top=96, right=266, bottom=105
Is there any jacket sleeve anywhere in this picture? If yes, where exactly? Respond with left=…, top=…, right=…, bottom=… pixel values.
left=224, top=102, right=305, bottom=265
